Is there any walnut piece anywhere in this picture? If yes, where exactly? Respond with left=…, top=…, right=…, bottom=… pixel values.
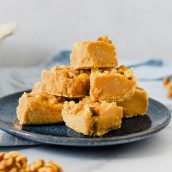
left=97, top=36, right=112, bottom=44
left=78, top=73, right=89, bottom=80
left=0, top=151, right=27, bottom=172
left=167, top=89, right=172, bottom=98
left=116, top=65, right=127, bottom=74
left=163, top=76, right=170, bottom=86
left=0, top=151, right=64, bottom=172
left=26, top=159, right=63, bottom=172
left=163, top=76, right=172, bottom=98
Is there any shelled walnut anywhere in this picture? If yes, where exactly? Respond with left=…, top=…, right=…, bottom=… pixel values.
left=163, top=76, right=172, bottom=98
left=0, top=151, right=27, bottom=172
left=0, top=151, right=63, bottom=172
left=97, top=35, right=112, bottom=44
left=26, top=159, right=63, bottom=172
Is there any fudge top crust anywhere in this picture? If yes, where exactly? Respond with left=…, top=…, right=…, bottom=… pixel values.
left=70, top=36, right=118, bottom=69
left=50, top=65, right=90, bottom=78
left=63, top=96, right=122, bottom=116
left=91, top=65, right=135, bottom=81
left=22, top=92, right=65, bottom=104
left=41, top=65, right=90, bottom=97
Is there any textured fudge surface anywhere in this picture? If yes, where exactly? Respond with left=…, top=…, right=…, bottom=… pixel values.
left=70, top=36, right=118, bottom=69
left=90, top=65, right=136, bottom=102
left=41, top=65, right=90, bottom=98
left=32, top=81, right=47, bottom=94
left=17, top=92, right=64, bottom=125
left=62, top=96, right=123, bottom=136
left=117, top=86, right=149, bottom=118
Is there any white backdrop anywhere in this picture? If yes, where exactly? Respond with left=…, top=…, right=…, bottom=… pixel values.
left=0, top=0, right=172, bottom=66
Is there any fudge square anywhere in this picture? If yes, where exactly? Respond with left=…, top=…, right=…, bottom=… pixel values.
left=62, top=96, right=123, bottom=136
left=17, top=92, right=64, bottom=125
left=70, top=36, right=118, bottom=69
left=90, top=65, right=136, bottom=102
left=32, top=81, right=47, bottom=94
left=117, top=86, right=149, bottom=118
left=41, top=65, right=90, bottom=98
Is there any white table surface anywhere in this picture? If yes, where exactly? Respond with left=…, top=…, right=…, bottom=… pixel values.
left=0, top=124, right=171, bottom=172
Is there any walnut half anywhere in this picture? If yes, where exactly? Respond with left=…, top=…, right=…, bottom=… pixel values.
left=0, top=151, right=27, bottom=172
left=163, top=76, right=172, bottom=98
left=0, top=151, right=64, bottom=172
left=26, top=159, right=63, bottom=172
left=97, top=36, right=112, bottom=44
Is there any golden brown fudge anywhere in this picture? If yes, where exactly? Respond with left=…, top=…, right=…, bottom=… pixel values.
left=90, top=65, right=136, bottom=102
left=17, top=92, right=64, bottom=125
left=41, top=65, right=90, bottom=98
left=32, top=81, right=47, bottom=94
left=70, top=36, right=118, bottom=69
left=62, top=96, right=123, bottom=136
left=117, top=86, right=148, bottom=118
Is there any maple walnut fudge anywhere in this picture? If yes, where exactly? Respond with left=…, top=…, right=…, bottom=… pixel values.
left=117, top=86, right=148, bottom=118
left=17, top=92, right=64, bottom=125
left=32, top=81, right=47, bottom=94
left=42, top=65, right=90, bottom=98
left=70, top=36, right=118, bottom=69
left=90, top=65, right=136, bottom=102
left=62, top=97, right=123, bottom=136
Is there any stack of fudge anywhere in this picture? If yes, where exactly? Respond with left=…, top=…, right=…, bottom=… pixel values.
left=17, top=36, right=148, bottom=136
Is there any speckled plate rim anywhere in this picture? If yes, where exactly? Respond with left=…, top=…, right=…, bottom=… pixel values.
left=0, top=91, right=171, bottom=147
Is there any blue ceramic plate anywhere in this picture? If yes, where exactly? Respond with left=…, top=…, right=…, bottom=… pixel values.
left=0, top=91, right=171, bottom=147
